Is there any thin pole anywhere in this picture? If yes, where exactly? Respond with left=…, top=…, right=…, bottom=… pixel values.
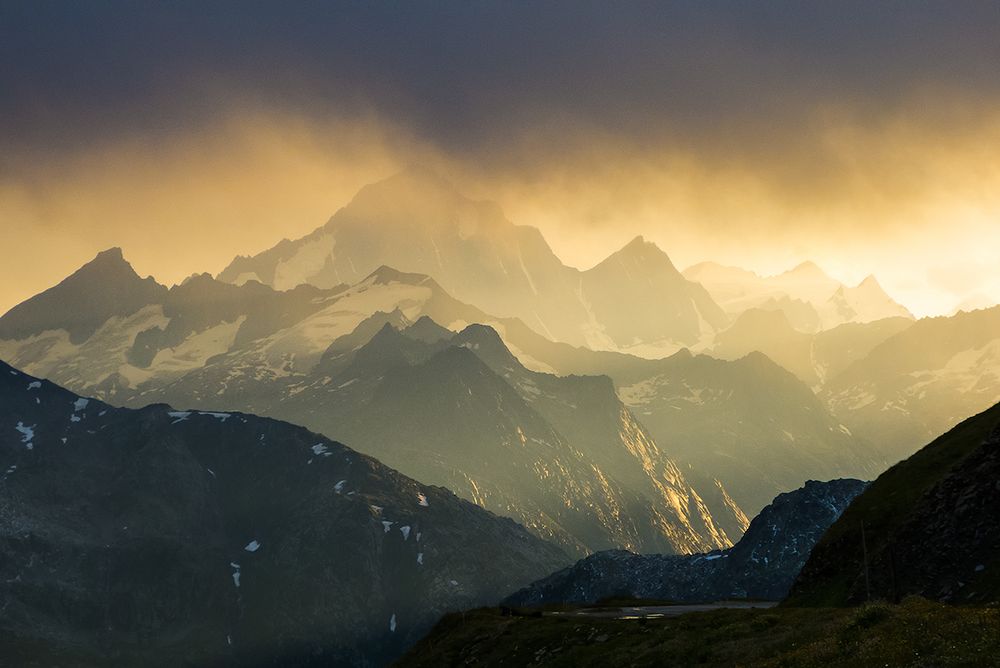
left=861, top=520, right=871, bottom=602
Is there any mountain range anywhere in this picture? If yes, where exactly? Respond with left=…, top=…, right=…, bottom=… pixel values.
left=710, top=308, right=914, bottom=388
left=3, top=167, right=999, bottom=666
left=610, top=349, right=883, bottom=514
left=0, top=244, right=896, bottom=520
left=0, top=173, right=990, bottom=551
left=683, top=261, right=914, bottom=332
left=133, top=316, right=745, bottom=557
left=821, top=306, right=1000, bottom=462
left=218, top=168, right=729, bottom=357
left=0, top=361, right=569, bottom=666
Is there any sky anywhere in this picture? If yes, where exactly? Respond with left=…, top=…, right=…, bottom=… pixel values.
left=2, top=1, right=1000, bottom=317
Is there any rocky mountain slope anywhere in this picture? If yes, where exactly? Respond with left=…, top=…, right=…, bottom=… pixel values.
left=147, top=319, right=744, bottom=557
left=448, top=323, right=749, bottom=542
left=0, top=248, right=168, bottom=344
left=504, top=479, right=866, bottom=606
left=0, top=248, right=884, bottom=540
left=612, top=349, right=883, bottom=514
left=0, top=250, right=342, bottom=398
left=0, top=360, right=569, bottom=666
left=0, top=252, right=505, bottom=403
left=217, top=168, right=728, bottom=355
left=346, top=312, right=885, bottom=521
left=821, top=306, right=1000, bottom=462
left=788, top=401, right=1000, bottom=606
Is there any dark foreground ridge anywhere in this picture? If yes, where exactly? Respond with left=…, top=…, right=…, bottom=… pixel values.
left=0, top=360, right=568, bottom=666
left=789, top=401, right=1000, bottom=606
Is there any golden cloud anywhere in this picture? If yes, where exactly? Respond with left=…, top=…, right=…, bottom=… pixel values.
left=2, top=94, right=999, bottom=318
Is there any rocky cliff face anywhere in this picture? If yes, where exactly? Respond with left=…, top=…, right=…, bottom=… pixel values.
left=504, top=478, right=866, bottom=606
left=264, top=321, right=740, bottom=558
left=0, top=361, right=569, bottom=666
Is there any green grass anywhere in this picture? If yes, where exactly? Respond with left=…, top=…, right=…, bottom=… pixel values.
left=398, top=597, right=1000, bottom=667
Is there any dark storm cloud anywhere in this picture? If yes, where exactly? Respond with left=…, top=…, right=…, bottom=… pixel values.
left=3, top=1, right=1000, bottom=161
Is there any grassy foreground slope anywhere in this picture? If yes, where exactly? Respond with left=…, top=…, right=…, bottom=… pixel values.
left=788, top=402, right=1000, bottom=606
left=398, top=598, right=1000, bottom=667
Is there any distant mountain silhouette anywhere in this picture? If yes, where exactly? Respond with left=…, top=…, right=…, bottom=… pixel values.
left=613, top=349, right=885, bottom=514
left=0, top=248, right=167, bottom=344
left=823, top=305, right=1000, bottom=461
left=711, top=309, right=913, bottom=386
left=218, top=169, right=728, bottom=355
left=684, top=261, right=912, bottom=331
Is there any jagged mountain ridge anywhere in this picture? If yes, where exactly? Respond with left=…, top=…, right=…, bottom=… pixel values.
left=0, top=249, right=880, bottom=537
left=0, top=251, right=744, bottom=537
left=0, top=360, right=569, bottom=666
left=503, top=478, right=867, bottom=606
left=0, top=248, right=168, bottom=345
left=150, top=318, right=744, bottom=557
left=0, top=250, right=344, bottom=398
left=684, top=260, right=913, bottom=332
left=217, top=168, right=728, bottom=356
left=0, top=250, right=617, bottom=406
left=0, top=256, right=498, bottom=404
left=449, top=324, right=749, bottom=543
left=292, top=316, right=762, bottom=542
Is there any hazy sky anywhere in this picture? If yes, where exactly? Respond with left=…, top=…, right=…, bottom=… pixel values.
left=3, top=2, right=1000, bottom=316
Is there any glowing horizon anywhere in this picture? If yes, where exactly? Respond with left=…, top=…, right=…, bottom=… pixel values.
left=3, top=4, right=999, bottom=319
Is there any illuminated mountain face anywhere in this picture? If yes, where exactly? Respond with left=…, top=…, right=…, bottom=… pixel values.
left=218, top=170, right=730, bottom=356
